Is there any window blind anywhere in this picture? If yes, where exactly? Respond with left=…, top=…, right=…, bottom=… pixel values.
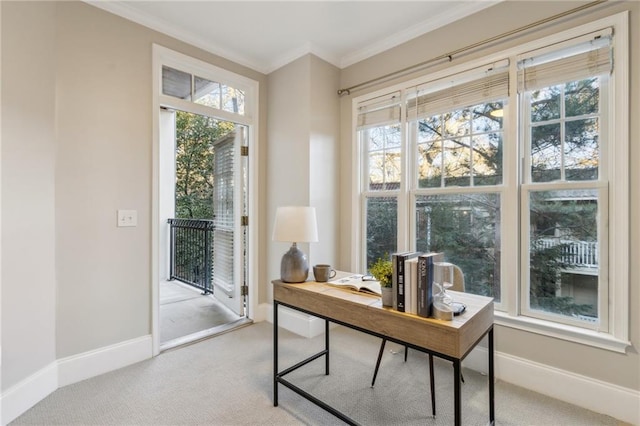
left=356, top=91, right=401, bottom=130
left=407, top=61, right=509, bottom=120
left=212, top=133, right=236, bottom=295
left=517, top=29, right=612, bottom=92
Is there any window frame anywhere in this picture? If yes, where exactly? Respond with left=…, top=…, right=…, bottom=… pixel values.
left=351, top=12, right=629, bottom=352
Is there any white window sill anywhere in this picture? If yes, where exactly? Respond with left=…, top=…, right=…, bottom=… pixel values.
left=494, top=311, right=631, bottom=353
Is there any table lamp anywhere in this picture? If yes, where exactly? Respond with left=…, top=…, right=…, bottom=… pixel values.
left=272, top=206, right=318, bottom=283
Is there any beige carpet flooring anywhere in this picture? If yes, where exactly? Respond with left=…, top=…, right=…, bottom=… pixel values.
left=160, top=280, right=241, bottom=343
left=11, top=322, right=624, bottom=425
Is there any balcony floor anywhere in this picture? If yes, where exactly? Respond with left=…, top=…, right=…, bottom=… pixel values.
left=160, top=280, right=248, bottom=351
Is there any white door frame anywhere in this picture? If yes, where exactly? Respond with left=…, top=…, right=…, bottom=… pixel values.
left=151, top=44, right=259, bottom=356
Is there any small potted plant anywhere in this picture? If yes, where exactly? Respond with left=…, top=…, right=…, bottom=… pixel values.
left=369, top=256, right=393, bottom=307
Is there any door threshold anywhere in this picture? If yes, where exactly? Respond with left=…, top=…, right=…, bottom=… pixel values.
left=160, top=317, right=253, bottom=352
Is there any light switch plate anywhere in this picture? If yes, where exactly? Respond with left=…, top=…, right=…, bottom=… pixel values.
left=117, top=209, right=137, bottom=227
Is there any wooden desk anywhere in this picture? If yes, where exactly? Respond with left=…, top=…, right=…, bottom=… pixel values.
left=273, top=272, right=495, bottom=425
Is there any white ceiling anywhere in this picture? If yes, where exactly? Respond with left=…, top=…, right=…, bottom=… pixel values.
left=88, top=1, right=500, bottom=74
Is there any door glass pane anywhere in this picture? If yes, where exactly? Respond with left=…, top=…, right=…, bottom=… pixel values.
left=212, top=127, right=237, bottom=295
left=162, top=66, right=192, bottom=100
left=366, top=197, right=397, bottom=269
left=528, top=189, right=599, bottom=322
left=415, top=193, right=501, bottom=300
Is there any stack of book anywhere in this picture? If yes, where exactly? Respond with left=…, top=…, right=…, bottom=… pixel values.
left=392, top=251, right=443, bottom=317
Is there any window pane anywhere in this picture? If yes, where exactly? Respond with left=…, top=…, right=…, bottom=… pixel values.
left=444, top=138, right=471, bottom=187
left=417, top=139, right=442, bottom=188
left=418, top=117, right=442, bottom=188
left=531, top=123, right=561, bottom=182
left=565, top=118, right=599, bottom=181
left=364, top=125, right=402, bottom=191
left=366, top=197, right=397, bottom=268
left=221, top=85, right=245, bottom=115
left=418, top=115, right=441, bottom=141
left=415, top=193, right=501, bottom=300
left=472, top=103, right=503, bottom=133
left=162, top=66, right=191, bottom=100
left=194, top=76, right=221, bottom=109
left=529, top=189, right=599, bottom=322
left=418, top=102, right=504, bottom=189
left=444, top=110, right=470, bottom=138
left=565, top=78, right=599, bottom=117
left=473, top=133, right=503, bottom=185
left=531, top=85, right=561, bottom=122
left=194, top=77, right=246, bottom=115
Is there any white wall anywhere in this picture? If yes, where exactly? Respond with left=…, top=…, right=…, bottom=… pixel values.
left=54, top=1, right=152, bottom=357
left=1, top=1, right=57, bottom=390
left=1, top=1, right=268, bottom=422
left=266, top=55, right=340, bottom=296
left=309, top=56, right=340, bottom=270
left=266, top=56, right=312, bottom=288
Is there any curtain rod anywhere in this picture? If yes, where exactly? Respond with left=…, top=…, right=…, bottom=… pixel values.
left=337, top=0, right=608, bottom=96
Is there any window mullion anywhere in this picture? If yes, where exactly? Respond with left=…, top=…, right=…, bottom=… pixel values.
left=398, top=90, right=410, bottom=252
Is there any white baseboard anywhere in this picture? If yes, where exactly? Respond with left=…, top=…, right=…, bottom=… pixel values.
left=1, top=336, right=153, bottom=425
left=266, top=303, right=326, bottom=338
left=254, top=302, right=270, bottom=323
left=1, top=361, right=58, bottom=426
left=58, top=335, right=153, bottom=387
left=464, top=344, right=640, bottom=425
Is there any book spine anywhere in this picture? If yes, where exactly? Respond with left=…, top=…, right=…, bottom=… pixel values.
left=408, top=259, right=418, bottom=315
left=417, top=256, right=428, bottom=317
left=396, top=253, right=406, bottom=312
left=392, top=253, right=398, bottom=310
left=426, top=255, right=434, bottom=317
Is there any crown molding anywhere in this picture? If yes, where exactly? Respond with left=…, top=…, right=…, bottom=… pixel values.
left=340, top=1, right=502, bottom=68
left=85, top=1, right=269, bottom=74
left=85, top=1, right=501, bottom=75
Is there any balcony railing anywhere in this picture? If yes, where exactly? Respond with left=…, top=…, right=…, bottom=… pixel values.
left=535, top=238, right=598, bottom=269
left=168, top=218, right=215, bottom=294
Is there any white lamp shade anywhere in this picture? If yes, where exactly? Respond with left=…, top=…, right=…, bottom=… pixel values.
left=272, top=206, right=318, bottom=243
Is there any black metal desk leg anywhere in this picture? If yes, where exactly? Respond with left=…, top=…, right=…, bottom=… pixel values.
left=273, top=301, right=279, bottom=407
left=453, top=359, right=461, bottom=426
left=371, top=338, right=387, bottom=387
left=325, top=319, right=330, bottom=375
left=429, top=354, right=436, bottom=417
left=489, top=328, right=495, bottom=425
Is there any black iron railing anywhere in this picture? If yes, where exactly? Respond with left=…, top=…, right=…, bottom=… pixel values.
left=168, top=218, right=215, bottom=294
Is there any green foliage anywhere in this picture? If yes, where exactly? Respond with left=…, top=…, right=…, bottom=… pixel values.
left=369, top=256, right=393, bottom=288
left=366, top=198, right=397, bottom=268
left=175, top=111, right=234, bottom=219
left=416, top=194, right=500, bottom=299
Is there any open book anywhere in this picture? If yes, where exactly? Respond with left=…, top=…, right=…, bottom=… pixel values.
left=327, top=274, right=381, bottom=296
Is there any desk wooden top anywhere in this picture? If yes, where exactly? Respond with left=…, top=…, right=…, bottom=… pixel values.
left=273, top=271, right=494, bottom=359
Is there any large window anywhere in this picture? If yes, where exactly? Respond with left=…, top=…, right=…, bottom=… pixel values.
left=354, top=16, right=629, bottom=350
left=519, top=30, right=612, bottom=330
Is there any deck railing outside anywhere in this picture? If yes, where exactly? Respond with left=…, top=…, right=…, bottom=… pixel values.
left=168, top=218, right=215, bottom=294
left=535, top=238, right=598, bottom=269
